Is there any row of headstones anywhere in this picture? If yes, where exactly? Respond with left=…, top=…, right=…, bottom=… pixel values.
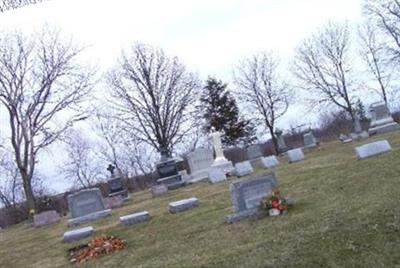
left=64, top=171, right=287, bottom=242
left=64, top=196, right=200, bottom=242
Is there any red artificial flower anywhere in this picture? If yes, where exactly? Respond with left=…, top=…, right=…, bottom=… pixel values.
left=271, top=200, right=280, bottom=209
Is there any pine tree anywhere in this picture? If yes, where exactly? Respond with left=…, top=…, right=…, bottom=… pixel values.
left=200, top=77, right=255, bottom=146
left=356, top=99, right=367, bottom=121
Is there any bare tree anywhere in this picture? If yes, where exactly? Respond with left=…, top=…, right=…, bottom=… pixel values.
left=234, top=52, right=290, bottom=155
left=364, top=0, right=400, bottom=62
left=93, top=109, right=155, bottom=177
left=107, top=43, right=200, bottom=157
left=0, top=28, right=95, bottom=210
left=359, top=22, right=393, bottom=104
left=61, top=129, right=102, bottom=188
left=0, top=0, right=47, bottom=12
left=294, top=22, right=357, bottom=124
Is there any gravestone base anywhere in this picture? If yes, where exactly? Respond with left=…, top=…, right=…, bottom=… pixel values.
left=157, top=175, right=185, bottom=190
left=169, top=197, right=199, bottom=213
left=208, top=168, right=227, bottom=183
left=234, top=161, right=254, bottom=177
left=350, top=131, right=369, bottom=141
left=226, top=208, right=262, bottom=224
left=187, top=171, right=209, bottom=184
left=63, top=226, right=94, bottom=242
left=120, top=211, right=151, bottom=226
left=104, top=196, right=124, bottom=209
left=212, top=160, right=234, bottom=175
left=67, top=209, right=111, bottom=227
left=368, top=122, right=400, bottom=135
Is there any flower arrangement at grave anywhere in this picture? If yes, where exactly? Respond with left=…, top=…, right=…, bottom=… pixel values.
left=259, top=189, right=293, bottom=216
left=68, top=235, right=127, bottom=264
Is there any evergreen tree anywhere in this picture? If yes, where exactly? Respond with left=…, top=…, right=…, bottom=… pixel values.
left=356, top=99, right=367, bottom=121
left=200, top=77, right=255, bottom=146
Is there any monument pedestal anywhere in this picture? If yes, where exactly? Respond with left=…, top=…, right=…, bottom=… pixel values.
left=157, top=175, right=185, bottom=190
left=211, top=158, right=234, bottom=175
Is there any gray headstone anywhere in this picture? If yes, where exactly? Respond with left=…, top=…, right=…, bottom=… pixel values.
left=355, top=140, right=392, bottom=160
left=67, top=188, right=111, bottom=226
left=261, top=155, right=280, bottom=169
left=303, top=132, right=317, bottom=148
left=151, top=184, right=168, bottom=198
left=275, top=129, right=289, bottom=153
left=287, top=148, right=305, bottom=163
left=120, top=211, right=151, bottom=226
left=226, top=173, right=278, bottom=223
left=246, top=144, right=263, bottom=160
left=169, top=197, right=199, bottom=214
left=234, top=161, right=254, bottom=177
left=208, top=168, right=227, bottom=183
left=33, top=210, right=60, bottom=228
left=186, top=148, right=214, bottom=182
left=63, top=226, right=94, bottom=242
left=369, top=102, right=400, bottom=135
left=68, top=188, right=106, bottom=218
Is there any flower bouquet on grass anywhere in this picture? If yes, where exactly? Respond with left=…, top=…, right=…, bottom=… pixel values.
left=259, top=189, right=294, bottom=216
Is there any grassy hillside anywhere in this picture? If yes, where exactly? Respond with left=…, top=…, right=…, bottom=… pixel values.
left=1, top=132, right=400, bottom=268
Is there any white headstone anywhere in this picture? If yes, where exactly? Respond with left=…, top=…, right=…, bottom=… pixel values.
left=287, top=148, right=305, bottom=163
left=261, top=155, right=280, bottom=169
left=208, top=168, right=227, bottom=183
left=186, top=148, right=214, bottom=183
left=355, top=140, right=392, bottom=160
left=169, top=197, right=199, bottom=213
left=234, top=161, right=254, bottom=177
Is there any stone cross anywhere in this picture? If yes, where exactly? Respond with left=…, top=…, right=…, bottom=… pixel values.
left=107, top=164, right=116, bottom=177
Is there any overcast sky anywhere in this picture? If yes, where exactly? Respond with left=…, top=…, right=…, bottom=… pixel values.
left=0, top=0, right=365, bottom=192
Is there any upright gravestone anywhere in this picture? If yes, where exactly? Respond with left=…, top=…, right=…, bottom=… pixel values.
left=67, top=188, right=111, bottom=226
left=303, top=131, right=317, bottom=148
left=350, top=116, right=369, bottom=140
left=186, top=148, right=214, bottom=183
left=234, top=161, right=254, bottom=177
left=261, top=155, right=280, bottom=169
left=275, top=129, right=289, bottom=153
left=226, top=173, right=278, bottom=223
left=151, top=184, right=168, bottom=198
left=210, top=130, right=234, bottom=174
left=287, top=148, right=305, bottom=163
left=106, top=164, right=128, bottom=199
left=355, top=140, right=392, bottom=160
left=156, top=151, right=185, bottom=190
left=368, top=102, right=400, bottom=135
left=246, top=144, right=263, bottom=160
left=33, top=210, right=60, bottom=228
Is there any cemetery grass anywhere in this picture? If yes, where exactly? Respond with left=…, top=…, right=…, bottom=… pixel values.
left=1, top=134, right=400, bottom=267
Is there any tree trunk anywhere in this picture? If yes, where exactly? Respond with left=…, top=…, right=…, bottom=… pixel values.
left=268, top=126, right=279, bottom=155
left=21, top=171, right=36, bottom=212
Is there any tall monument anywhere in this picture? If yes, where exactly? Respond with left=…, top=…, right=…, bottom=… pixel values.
left=210, top=130, right=234, bottom=174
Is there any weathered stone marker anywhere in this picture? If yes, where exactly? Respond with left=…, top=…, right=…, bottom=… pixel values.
left=287, top=148, right=305, bottom=163
left=246, top=144, right=263, bottom=160
left=226, top=173, right=278, bottom=223
left=33, top=210, right=60, bottom=228
left=261, top=155, right=280, bottom=169
left=67, top=188, right=111, bottom=226
left=355, top=140, right=392, bottom=160
left=120, top=211, right=151, bottom=226
left=151, top=184, right=168, bottom=198
left=234, top=161, right=254, bottom=177
left=169, top=197, right=199, bottom=214
left=303, top=131, right=317, bottom=148
left=63, top=226, right=94, bottom=242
